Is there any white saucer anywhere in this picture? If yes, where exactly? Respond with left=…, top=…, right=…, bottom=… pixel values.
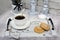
left=10, top=20, right=30, bottom=29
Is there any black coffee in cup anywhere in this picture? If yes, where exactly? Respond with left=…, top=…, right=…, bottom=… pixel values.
left=15, top=15, right=25, bottom=20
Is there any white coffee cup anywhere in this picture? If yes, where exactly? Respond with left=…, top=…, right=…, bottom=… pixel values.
left=13, top=14, right=28, bottom=26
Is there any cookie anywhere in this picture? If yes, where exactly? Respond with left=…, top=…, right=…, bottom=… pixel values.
left=34, top=26, right=45, bottom=34
left=40, top=22, right=50, bottom=31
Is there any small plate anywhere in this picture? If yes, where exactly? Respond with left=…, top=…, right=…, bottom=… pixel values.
left=10, top=20, right=30, bottom=29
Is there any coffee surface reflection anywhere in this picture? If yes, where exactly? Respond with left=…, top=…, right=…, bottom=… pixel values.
left=15, top=16, right=25, bottom=20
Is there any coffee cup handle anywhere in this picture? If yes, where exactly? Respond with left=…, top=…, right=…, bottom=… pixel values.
left=48, top=18, right=54, bottom=30
left=6, top=18, right=12, bottom=31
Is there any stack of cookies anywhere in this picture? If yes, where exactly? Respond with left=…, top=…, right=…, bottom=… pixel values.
left=34, top=22, right=50, bottom=34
